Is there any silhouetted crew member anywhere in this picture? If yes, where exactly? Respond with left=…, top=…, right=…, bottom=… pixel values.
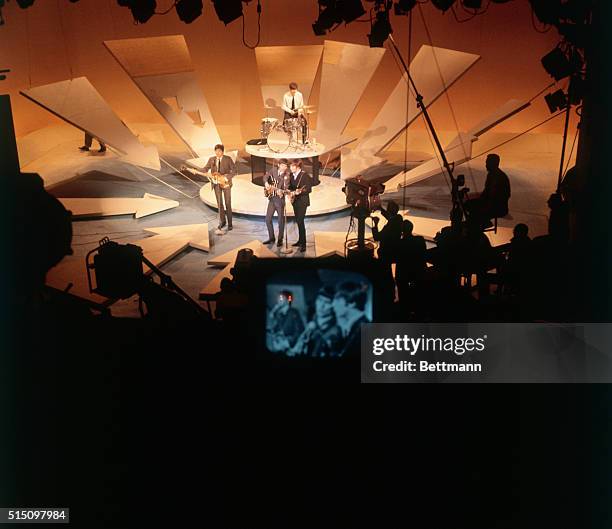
left=467, top=153, right=511, bottom=224
left=288, top=159, right=313, bottom=252
left=395, top=219, right=427, bottom=304
left=263, top=159, right=291, bottom=246
left=201, top=144, right=236, bottom=231
left=371, top=200, right=402, bottom=265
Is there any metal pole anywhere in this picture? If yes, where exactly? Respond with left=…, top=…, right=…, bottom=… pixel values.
left=387, top=34, right=464, bottom=215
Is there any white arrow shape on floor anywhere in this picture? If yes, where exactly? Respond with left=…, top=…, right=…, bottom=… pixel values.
left=45, top=223, right=210, bottom=301
left=59, top=193, right=179, bottom=219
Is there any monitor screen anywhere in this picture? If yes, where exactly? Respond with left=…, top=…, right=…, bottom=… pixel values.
left=265, top=269, right=373, bottom=357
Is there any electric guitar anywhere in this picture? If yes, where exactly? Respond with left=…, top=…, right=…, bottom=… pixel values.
left=181, top=166, right=231, bottom=189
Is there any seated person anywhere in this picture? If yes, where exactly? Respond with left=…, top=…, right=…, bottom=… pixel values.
left=465, top=153, right=511, bottom=225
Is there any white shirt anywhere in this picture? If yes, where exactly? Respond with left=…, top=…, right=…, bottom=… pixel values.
left=281, top=90, right=304, bottom=114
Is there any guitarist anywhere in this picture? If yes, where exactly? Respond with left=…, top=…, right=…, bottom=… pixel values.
left=263, top=158, right=291, bottom=246
left=288, top=159, right=312, bottom=252
left=201, top=144, right=236, bottom=231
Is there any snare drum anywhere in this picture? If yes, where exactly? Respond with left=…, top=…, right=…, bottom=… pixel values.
left=260, top=117, right=278, bottom=138
left=267, top=124, right=292, bottom=153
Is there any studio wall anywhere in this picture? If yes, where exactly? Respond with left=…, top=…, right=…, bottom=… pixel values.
left=0, top=0, right=565, bottom=150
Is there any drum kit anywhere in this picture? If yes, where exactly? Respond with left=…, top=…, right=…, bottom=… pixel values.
left=260, top=106, right=316, bottom=154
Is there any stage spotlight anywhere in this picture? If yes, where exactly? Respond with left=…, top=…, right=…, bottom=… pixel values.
left=339, top=0, right=366, bottom=23
left=544, top=89, right=567, bottom=113
left=394, top=0, right=416, bottom=16
left=213, top=0, right=243, bottom=25
left=529, top=0, right=560, bottom=26
left=312, top=1, right=342, bottom=36
left=117, top=0, right=157, bottom=24
left=431, top=0, right=455, bottom=12
left=541, top=47, right=574, bottom=80
left=463, top=0, right=482, bottom=9
left=368, top=8, right=392, bottom=48
left=16, top=0, right=35, bottom=8
left=176, top=0, right=202, bottom=24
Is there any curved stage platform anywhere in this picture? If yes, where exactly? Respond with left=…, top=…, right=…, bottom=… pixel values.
left=199, top=173, right=350, bottom=217
left=245, top=142, right=328, bottom=159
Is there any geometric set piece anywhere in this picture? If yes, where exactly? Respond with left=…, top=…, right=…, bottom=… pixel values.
left=206, top=239, right=278, bottom=268
left=45, top=222, right=210, bottom=301
left=135, top=223, right=210, bottom=273
left=340, top=45, right=481, bottom=179
left=59, top=193, right=179, bottom=219
left=255, top=44, right=324, bottom=117
left=104, top=35, right=222, bottom=158
left=383, top=99, right=531, bottom=192
left=20, top=77, right=161, bottom=170
left=367, top=210, right=515, bottom=246
left=314, top=40, right=385, bottom=147
left=201, top=240, right=278, bottom=297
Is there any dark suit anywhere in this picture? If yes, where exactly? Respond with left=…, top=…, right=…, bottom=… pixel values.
left=289, top=170, right=313, bottom=245
left=265, top=168, right=291, bottom=241
left=202, top=155, right=236, bottom=227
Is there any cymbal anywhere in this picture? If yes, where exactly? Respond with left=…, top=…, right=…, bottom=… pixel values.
left=305, top=110, right=317, bottom=114
left=302, top=105, right=316, bottom=109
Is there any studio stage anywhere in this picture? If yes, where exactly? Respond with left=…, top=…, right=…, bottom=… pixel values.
left=11, top=35, right=570, bottom=317
left=199, top=173, right=349, bottom=217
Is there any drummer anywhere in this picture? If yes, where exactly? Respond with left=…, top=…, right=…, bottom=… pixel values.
left=282, top=82, right=304, bottom=122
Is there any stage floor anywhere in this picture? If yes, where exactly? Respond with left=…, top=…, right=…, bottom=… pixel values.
left=199, top=173, right=350, bottom=217
left=17, top=122, right=561, bottom=318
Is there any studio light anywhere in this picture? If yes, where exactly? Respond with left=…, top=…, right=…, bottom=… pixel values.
left=368, top=8, right=392, bottom=48
left=339, top=0, right=366, bottom=24
left=312, top=1, right=342, bottom=36
left=431, top=0, right=456, bottom=12
left=117, top=0, right=157, bottom=24
left=541, top=47, right=574, bottom=80
left=394, top=0, right=416, bottom=16
left=176, top=0, right=203, bottom=24
left=544, top=89, right=567, bottom=113
left=463, top=0, right=482, bottom=9
left=529, top=0, right=560, bottom=26
left=213, top=0, right=243, bottom=25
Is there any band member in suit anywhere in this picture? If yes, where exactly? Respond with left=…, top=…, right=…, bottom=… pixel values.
left=281, top=82, right=304, bottom=122
left=201, top=144, right=236, bottom=230
left=266, top=289, right=305, bottom=353
left=288, top=159, right=313, bottom=252
left=332, top=281, right=371, bottom=358
left=263, top=159, right=291, bottom=246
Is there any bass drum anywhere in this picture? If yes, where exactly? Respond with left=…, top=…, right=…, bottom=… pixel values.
left=267, top=124, right=292, bottom=153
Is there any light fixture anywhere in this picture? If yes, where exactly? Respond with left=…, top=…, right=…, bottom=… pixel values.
left=212, top=0, right=243, bottom=25
left=339, top=0, right=366, bottom=23
left=394, top=0, right=416, bottom=16
left=544, top=89, right=567, bottom=113
left=463, top=0, right=482, bottom=9
left=431, top=0, right=456, bottom=12
left=368, top=8, right=392, bottom=47
left=176, top=0, right=203, bottom=23
left=541, top=47, right=574, bottom=80
left=117, top=0, right=157, bottom=24
left=16, top=0, right=35, bottom=8
left=312, top=1, right=342, bottom=36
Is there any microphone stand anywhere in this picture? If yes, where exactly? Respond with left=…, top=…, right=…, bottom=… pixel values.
left=387, top=34, right=466, bottom=218
left=280, top=186, right=294, bottom=255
